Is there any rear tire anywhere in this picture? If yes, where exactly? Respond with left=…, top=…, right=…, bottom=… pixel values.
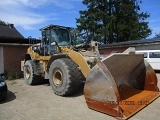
left=24, top=60, right=43, bottom=85
left=49, top=58, right=85, bottom=96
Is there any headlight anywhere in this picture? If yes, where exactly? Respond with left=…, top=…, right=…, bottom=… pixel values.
left=0, top=82, right=5, bottom=87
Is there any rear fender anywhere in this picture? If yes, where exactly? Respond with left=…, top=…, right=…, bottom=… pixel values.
left=25, top=53, right=33, bottom=61
left=21, top=54, right=33, bottom=71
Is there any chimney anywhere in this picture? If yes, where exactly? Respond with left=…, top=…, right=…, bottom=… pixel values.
left=9, top=24, right=14, bottom=28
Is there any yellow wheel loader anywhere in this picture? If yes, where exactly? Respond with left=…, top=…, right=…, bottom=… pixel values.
left=21, top=24, right=160, bottom=119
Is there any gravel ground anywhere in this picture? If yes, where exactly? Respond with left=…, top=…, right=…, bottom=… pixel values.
left=0, top=73, right=160, bottom=120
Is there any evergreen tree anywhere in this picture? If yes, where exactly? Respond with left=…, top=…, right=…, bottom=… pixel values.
left=0, top=20, right=7, bottom=25
left=0, top=20, right=10, bottom=26
left=155, top=33, right=160, bottom=38
left=70, top=28, right=84, bottom=45
left=76, top=0, right=152, bottom=44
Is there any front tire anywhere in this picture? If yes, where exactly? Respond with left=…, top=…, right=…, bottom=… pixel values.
left=24, top=60, right=42, bottom=85
left=49, top=58, right=84, bottom=96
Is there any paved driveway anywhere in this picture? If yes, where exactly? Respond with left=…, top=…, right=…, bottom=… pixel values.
left=0, top=73, right=160, bottom=120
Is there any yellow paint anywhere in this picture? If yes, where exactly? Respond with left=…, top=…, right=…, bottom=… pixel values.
left=27, top=46, right=50, bottom=72
left=26, top=46, right=91, bottom=78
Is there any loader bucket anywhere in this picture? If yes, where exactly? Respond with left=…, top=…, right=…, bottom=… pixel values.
left=84, top=53, right=160, bottom=119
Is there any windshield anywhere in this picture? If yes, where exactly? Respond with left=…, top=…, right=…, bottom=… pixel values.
left=51, top=29, right=70, bottom=46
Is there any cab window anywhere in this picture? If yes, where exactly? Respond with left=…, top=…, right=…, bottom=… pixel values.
left=149, top=52, right=160, bottom=58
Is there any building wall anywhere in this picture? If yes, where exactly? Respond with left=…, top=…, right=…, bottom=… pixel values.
left=0, top=46, right=4, bottom=74
left=3, top=45, right=28, bottom=76
left=99, top=42, right=160, bottom=57
left=99, top=47, right=128, bottom=57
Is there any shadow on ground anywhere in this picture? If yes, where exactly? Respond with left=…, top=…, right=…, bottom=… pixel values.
left=69, top=83, right=85, bottom=97
left=0, top=90, right=16, bottom=104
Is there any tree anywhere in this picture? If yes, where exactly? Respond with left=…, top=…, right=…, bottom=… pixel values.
left=155, top=33, right=160, bottom=38
left=76, top=0, right=152, bottom=44
left=69, top=28, right=85, bottom=45
left=0, top=20, right=7, bottom=25
left=0, top=20, right=10, bottom=26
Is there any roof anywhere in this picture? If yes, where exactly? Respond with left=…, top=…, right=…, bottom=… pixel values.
left=0, top=24, right=41, bottom=44
left=0, top=24, right=24, bottom=39
left=99, top=38, right=160, bottom=49
left=0, top=37, right=41, bottom=44
left=40, top=24, right=73, bottom=31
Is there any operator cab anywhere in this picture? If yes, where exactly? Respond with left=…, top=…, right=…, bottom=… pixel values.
left=50, top=28, right=70, bottom=46
left=38, top=25, right=73, bottom=55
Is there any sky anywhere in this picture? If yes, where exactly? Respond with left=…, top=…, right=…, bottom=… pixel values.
left=0, top=0, right=160, bottom=39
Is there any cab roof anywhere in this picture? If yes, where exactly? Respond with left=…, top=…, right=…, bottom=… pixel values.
left=40, top=24, right=73, bottom=31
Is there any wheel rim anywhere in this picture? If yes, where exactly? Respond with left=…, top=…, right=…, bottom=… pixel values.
left=53, top=69, right=63, bottom=86
left=24, top=66, right=31, bottom=80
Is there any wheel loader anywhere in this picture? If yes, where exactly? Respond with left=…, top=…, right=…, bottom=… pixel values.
left=21, top=24, right=160, bottom=119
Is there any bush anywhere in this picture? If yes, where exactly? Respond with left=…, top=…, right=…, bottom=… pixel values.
left=3, top=70, right=22, bottom=80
